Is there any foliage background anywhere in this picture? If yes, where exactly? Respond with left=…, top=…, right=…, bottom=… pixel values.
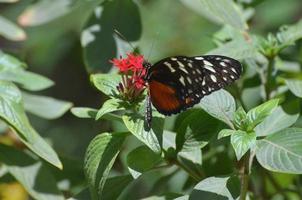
left=0, top=0, right=302, bottom=199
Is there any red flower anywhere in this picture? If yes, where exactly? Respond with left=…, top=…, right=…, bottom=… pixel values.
left=110, top=53, right=147, bottom=101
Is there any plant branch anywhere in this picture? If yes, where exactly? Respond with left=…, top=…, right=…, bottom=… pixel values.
left=239, top=152, right=250, bottom=200
left=264, top=57, right=275, bottom=101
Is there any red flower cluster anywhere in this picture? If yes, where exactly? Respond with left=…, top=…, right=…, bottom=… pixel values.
left=110, top=53, right=147, bottom=101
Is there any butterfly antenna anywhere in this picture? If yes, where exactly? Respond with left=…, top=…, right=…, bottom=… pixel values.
left=146, top=31, right=160, bottom=61
left=114, top=29, right=136, bottom=52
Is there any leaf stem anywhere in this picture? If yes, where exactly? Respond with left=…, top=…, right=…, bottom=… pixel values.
left=239, top=152, right=250, bottom=200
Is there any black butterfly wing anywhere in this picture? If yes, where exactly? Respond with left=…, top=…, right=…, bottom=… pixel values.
left=146, top=55, right=242, bottom=115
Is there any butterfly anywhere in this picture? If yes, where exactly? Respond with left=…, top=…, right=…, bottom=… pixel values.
left=143, top=55, right=242, bottom=129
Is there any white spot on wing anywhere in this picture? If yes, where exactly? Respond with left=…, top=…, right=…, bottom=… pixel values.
left=220, top=62, right=227, bottom=67
left=204, top=65, right=215, bottom=73
left=215, top=57, right=222, bottom=60
left=203, top=60, right=213, bottom=66
left=188, top=63, right=193, bottom=68
left=210, top=75, right=217, bottom=82
left=230, top=75, right=235, bottom=79
left=195, top=57, right=204, bottom=60
left=187, top=77, right=192, bottom=84
left=202, top=79, right=206, bottom=86
left=164, top=62, right=176, bottom=72
left=179, top=76, right=185, bottom=85
left=171, top=57, right=177, bottom=61
left=196, top=69, right=202, bottom=74
left=231, top=67, right=237, bottom=73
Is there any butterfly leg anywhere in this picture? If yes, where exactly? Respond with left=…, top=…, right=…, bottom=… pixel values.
left=145, top=95, right=152, bottom=130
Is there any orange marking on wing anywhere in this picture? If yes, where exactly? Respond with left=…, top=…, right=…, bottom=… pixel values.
left=149, top=80, right=181, bottom=113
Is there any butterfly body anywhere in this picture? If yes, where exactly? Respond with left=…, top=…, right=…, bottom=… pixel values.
left=143, top=55, right=242, bottom=127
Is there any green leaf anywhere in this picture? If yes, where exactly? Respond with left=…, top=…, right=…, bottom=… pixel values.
left=71, top=107, right=98, bottom=119
left=0, top=52, right=54, bottom=91
left=102, top=175, right=133, bottom=200
left=277, top=19, right=302, bottom=47
left=82, top=0, right=142, bottom=72
left=255, top=106, right=299, bottom=136
left=175, top=110, right=215, bottom=152
left=96, top=98, right=124, bottom=120
left=181, top=0, right=248, bottom=30
left=0, top=144, right=64, bottom=200
left=0, top=15, right=26, bottom=41
left=127, top=146, right=162, bottom=178
left=199, top=90, right=236, bottom=128
left=246, top=99, right=279, bottom=130
left=22, top=92, right=72, bottom=119
left=0, top=81, right=62, bottom=168
left=218, top=129, right=237, bottom=139
left=256, top=128, right=302, bottom=174
left=90, top=74, right=121, bottom=96
left=234, top=107, right=248, bottom=129
left=231, top=131, right=256, bottom=160
left=190, top=176, right=238, bottom=200
left=17, top=0, right=72, bottom=27
left=285, top=79, right=302, bottom=97
left=207, top=39, right=257, bottom=60
left=0, top=52, right=26, bottom=69
left=84, top=132, right=126, bottom=199
left=122, top=113, right=163, bottom=153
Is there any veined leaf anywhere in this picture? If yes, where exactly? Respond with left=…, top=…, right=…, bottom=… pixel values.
left=96, top=98, right=124, bottom=120
left=122, top=113, right=163, bottom=153
left=0, top=81, right=62, bottom=168
left=190, top=176, right=239, bottom=200
left=231, top=131, right=256, bottom=160
left=199, top=90, right=236, bottom=128
left=256, top=128, right=302, bottom=174
left=247, top=99, right=279, bottom=130
left=233, top=107, right=248, bottom=129
left=90, top=74, right=121, bottom=96
left=255, top=106, right=299, bottom=136
left=84, top=132, right=127, bottom=199
left=218, top=129, right=237, bottom=139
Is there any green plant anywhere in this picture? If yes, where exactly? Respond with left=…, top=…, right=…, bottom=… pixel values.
left=73, top=0, right=302, bottom=199
left=1, top=0, right=302, bottom=199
